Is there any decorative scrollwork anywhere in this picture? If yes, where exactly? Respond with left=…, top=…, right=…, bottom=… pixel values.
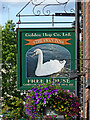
left=42, top=4, right=51, bottom=15
left=70, top=8, right=75, bottom=13
left=32, top=0, right=45, bottom=15
left=32, top=0, right=45, bottom=5
left=33, top=5, right=41, bottom=15
left=31, top=0, right=75, bottom=15
left=56, top=0, right=69, bottom=5
left=16, top=0, right=75, bottom=16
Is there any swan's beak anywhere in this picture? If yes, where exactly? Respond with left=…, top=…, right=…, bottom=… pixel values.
left=32, top=52, right=36, bottom=57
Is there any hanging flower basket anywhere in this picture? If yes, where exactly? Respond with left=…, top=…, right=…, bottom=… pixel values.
left=24, top=79, right=80, bottom=119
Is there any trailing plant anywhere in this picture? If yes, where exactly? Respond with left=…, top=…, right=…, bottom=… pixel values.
left=24, top=79, right=80, bottom=119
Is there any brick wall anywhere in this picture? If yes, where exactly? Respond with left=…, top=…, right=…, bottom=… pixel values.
left=85, top=1, right=90, bottom=120
left=81, top=1, right=90, bottom=119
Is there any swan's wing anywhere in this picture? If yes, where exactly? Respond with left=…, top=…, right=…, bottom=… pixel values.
left=35, top=60, right=66, bottom=76
left=49, top=60, right=66, bottom=68
left=42, top=60, right=66, bottom=73
left=43, top=60, right=60, bottom=68
left=50, top=59, right=60, bottom=64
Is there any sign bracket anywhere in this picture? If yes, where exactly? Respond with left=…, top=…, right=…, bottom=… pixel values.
left=16, top=0, right=75, bottom=27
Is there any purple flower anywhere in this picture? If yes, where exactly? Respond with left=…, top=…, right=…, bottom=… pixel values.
left=36, top=88, right=38, bottom=91
left=46, top=87, right=49, bottom=90
left=44, top=91, right=47, bottom=95
left=48, top=86, right=51, bottom=89
left=40, top=97, right=42, bottom=99
left=47, top=95, right=50, bottom=99
left=36, top=101, right=39, bottom=104
left=36, top=96, right=38, bottom=99
left=26, top=96, right=29, bottom=98
left=54, top=89, right=57, bottom=91
left=51, top=83, right=53, bottom=85
left=44, top=98, right=46, bottom=101
left=40, top=85, right=42, bottom=87
left=44, top=100, right=46, bottom=104
left=31, top=95, right=34, bottom=99
left=48, top=92, right=51, bottom=95
left=39, top=93, right=42, bottom=96
left=51, top=90, right=53, bottom=93
left=35, top=92, right=38, bottom=96
left=31, top=87, right=35, bottom=90
left=54, top=89, right=57, bottom=94
left=43, top=88, right=45, bottom=90
left=34, top=89, right=36, bottom=92
left=55, top=91, right=57, bottom=94
left=39, top=89, right=42, bottom=92
left=58, top=81, right=60, bottom=84
left=28, top=90, right=32, bottom=93
left=51, top=79, right=53, bottom=81
left=36, top=98, right=39, bottom=104
left=37, top=98, right=39, bottom=101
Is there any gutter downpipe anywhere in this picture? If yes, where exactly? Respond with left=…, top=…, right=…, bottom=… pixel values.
left=83, top=0, right=85, bottom=119
left=75, top=0, right=79, bottom=97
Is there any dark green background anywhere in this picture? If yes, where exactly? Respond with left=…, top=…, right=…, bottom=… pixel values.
left=17, top=28, right=75, bottom=90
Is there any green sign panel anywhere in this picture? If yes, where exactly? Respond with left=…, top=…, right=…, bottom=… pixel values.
left=17, top=28, right=75, bottom=90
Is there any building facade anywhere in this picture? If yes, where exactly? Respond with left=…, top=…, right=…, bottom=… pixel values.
left=81, top=1, right=90, bottom=119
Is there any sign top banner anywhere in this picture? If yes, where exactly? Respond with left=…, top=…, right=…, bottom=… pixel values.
left=24, top=38, right=71, bottom=45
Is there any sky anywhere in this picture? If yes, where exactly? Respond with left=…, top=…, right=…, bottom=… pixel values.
left=0, top=0, right=76, bottom=28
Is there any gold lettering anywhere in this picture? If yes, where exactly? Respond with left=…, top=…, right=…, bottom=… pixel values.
left=36, top=79, right=39, bottom=83
left=31, top=79, right=33, bottom=83
left=40, top=79, right=43, bottom=83
left=46, top=79, right=49, bottom=83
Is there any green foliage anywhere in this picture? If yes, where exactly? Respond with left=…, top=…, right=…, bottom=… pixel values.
left=0, top=25, right=2, bottom=62
left=2, top=97, right=27, bottom=119
left=2, top=20, right=18, bottom=97
left=2, top=20, right=28, bottom=119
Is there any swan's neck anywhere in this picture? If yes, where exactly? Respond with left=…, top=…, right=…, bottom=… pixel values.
left=37, top=51, right=43, bottom=68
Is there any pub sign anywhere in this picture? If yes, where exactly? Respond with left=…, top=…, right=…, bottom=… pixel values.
left=17, top=28, right=75, bottom=90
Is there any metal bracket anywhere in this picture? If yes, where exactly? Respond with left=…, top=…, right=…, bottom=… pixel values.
left=16, top=0, right=75, bottom=26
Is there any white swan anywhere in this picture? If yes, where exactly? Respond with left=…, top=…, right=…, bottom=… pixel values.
left=32, top=48, right=66, bottom=76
